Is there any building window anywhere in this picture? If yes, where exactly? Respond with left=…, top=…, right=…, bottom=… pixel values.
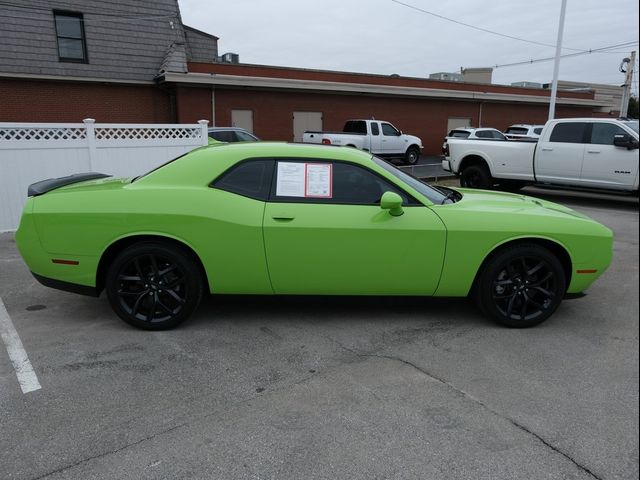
left=54, top=11, right=88, bottom=63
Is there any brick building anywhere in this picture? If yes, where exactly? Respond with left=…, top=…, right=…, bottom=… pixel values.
left=1, top=1, right=613, bottom=154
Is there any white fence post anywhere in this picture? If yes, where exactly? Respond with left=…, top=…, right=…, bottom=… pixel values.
left=198, top=119, right=209, bottom=146
left=83, top=118, right=96, bottom=171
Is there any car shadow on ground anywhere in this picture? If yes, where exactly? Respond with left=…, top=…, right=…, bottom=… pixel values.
left=521, top=187, right=639, bottom=212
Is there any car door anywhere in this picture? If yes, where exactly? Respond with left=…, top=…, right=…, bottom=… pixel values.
left=368, top=121, right=383, bottom=153
left=580, top=122, right=639, bottom=190
left=262, top=159, right=446, bottom=295
left=380, top=122, right=405, bottom=155
left=535, top=122, right=588, bottom=186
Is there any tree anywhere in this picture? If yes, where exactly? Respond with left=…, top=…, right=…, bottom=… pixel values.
left=628, top=95, right=639, bottom=119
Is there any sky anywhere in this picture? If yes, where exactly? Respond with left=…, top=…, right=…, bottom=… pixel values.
left=178, top=0, right=639, bottom=95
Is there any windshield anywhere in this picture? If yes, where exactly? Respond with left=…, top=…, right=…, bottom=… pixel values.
left=371, top=156, right=448, bottom=204
left=622, top=121, right=639, bottom=134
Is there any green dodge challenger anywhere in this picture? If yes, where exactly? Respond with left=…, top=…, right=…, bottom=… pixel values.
left=16, top=143, right=613, bottom=330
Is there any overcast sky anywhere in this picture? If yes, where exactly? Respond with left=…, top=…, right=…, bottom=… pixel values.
left=179, top=0, right=639, bottom=95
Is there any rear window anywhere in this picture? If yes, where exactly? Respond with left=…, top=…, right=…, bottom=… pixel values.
left=209, top=130, right=236, bottom=142
left=505, top=127, right=529, bottom=135
left=549, top=123, right=587, bottom=143
left=344, top=121, right=367, bottom=134
left=449, top=130, right=471, bottom=138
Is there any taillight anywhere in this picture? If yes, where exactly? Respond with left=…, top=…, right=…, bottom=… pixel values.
left=444, top=143, right=449, bottom=156
left=321, top=138, right=332, bottom=145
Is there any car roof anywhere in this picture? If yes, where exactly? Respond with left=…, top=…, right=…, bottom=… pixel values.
left=208, top=126, right=251, bottom=132
left=204, top=141, right=373, bottom=163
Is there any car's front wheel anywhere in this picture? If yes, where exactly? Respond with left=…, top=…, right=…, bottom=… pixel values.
left=105, top=242, right=203, bottom=330
left=474, top=244, right=566, bottom=328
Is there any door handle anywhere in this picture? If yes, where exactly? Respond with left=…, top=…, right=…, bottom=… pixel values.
left=541, top=148, right=553, bottom=152
left=271, top=213, right=295, bottom=221
left=587, top=150, right=601, bottom=154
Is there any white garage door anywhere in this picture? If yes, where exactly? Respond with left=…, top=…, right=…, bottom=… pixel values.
left=231, top=110, right=254, bottom=133
left=293, top=111, right=323, bottom=142
left=447, top=117, right=472, bottom=133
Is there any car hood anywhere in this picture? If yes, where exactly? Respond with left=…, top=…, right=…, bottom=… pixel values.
left=450, top=188, right=595, bottom=221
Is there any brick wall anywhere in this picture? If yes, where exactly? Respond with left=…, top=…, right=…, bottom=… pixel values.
left=0, top=79, right=172, bottom=123
left=211, top=89, right=594, bottom=155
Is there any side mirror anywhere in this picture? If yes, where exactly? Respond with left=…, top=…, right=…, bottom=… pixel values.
left=380, top=191, right=404, bottom=216
left=613, top=134, right=639, bottom=150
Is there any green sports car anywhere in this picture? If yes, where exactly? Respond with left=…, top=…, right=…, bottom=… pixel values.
left=16, top=143, right=613, bottom=330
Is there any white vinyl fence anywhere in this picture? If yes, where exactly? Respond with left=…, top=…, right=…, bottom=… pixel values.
left=0, top=119, right=209, bottom=231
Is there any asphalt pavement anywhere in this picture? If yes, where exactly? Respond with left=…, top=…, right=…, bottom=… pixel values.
left=0, top=188, right=638, bottom=480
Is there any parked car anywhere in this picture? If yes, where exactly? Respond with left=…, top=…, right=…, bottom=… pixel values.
left=302, top=119, right=423, bottom=164
left=208, top=127, right=259, bottom=144
left=504, top=124, right=545, bottom=140
left=16, top=142, right=612, bottom=330
left=444, top=118, right=639, bottom=194
left=442, top=127, right=507, bottom=154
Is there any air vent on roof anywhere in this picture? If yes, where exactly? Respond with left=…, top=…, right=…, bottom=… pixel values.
left=220, top=52, right=239, bottom=64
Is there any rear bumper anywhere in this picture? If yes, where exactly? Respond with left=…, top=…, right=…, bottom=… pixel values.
left=31, top=272, right=99, bottom=297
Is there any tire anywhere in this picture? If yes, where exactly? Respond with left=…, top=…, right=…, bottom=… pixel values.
left=105, top=242, right=203, bottom=330
left=474, top=244, right=566, bottom=328
left=460, top=164, right=493, bottom=189
left=404, top=146, right=420, bottom=165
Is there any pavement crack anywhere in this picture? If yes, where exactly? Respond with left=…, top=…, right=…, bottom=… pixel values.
left=29, top=423, right=187, bottom=480
left=369, top=353, right=604, bottom=480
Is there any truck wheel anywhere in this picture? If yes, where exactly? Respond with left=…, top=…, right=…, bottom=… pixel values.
left=404, top=146, right=420, bottom=165
left=460, top=165, right=493, bottom=189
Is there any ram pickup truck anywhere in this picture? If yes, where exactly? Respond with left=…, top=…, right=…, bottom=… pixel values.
left=302, top=119, right=423, bottom=164
left=443, top=118, right=639, bottom=194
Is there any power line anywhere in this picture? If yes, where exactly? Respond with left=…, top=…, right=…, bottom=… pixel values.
left=489, top=41, right=638, bottom=69
left=390, top=0, right=590, bottom=52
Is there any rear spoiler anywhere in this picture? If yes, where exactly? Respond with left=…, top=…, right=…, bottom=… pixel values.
left=28, top=173, right=111, bottom=197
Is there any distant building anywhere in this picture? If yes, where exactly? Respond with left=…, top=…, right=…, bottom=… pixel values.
left=543, top=81, right=623, bottom=116
left=511, top=81, right=543, bottom=89
left=429, top=72, right=463, bottom=82
left=461, top=67, right=493, bottom=84
left=0, top=3, right=613, bottom=154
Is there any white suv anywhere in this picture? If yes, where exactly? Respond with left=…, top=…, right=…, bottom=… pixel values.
left=504, top=124, right=544, bottom=140
left=442, top=127, right=507, bottom=155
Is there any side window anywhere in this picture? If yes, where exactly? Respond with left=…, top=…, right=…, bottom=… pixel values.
left=209, top=130, right=236, bottom=142
left=271, top=160, right=414, bottom=205
left=549, top=123, right=587, bottom=143
left=235, top=131, right=258, bottom=142
left=492, top=131, right=506, bottom=140
left=212, top=159, right=274, bottom=200
left=533, top=127, right=543, bottom=135
left=382, top=123, right=399, bottom=136
left=590, top=123, right=628, bottom=145
left=475, top=130, right=491, bottom=138
left=371, top=123, right=380, bottom=136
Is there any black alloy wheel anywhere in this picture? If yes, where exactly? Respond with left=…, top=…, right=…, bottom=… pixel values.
left=475, top=244, right=566, bottom=327
left=404, top=146, right=420, bottom=165
left=460, top=164, right=492, bottom=189
left=106, top=242, right=203, bottom=330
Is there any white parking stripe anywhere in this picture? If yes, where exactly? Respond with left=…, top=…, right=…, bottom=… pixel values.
left=0, top=296, right=41, bottom=394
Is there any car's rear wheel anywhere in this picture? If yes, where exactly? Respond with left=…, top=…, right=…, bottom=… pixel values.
left=404, top=146, right=420, bottom=165
left=460, top=164, right=493, bottom=189
left=106, top=242, right=203, bottom=330
left=474, top=244, right=566, bottom=328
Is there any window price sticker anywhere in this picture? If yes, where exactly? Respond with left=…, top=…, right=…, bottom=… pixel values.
left=276, top=162, right=332, bottom=198
left=305, top=163, right=332, bottom=198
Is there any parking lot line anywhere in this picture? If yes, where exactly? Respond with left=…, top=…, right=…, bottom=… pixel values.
left=0, top=296, right=41, bottom=394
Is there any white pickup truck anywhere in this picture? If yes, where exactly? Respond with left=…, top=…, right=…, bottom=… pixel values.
left=302, top=119, right=423, bottom=164
left=443, top=118, right=639, bottom=194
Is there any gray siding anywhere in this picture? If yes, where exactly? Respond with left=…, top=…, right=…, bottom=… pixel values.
left=0, top=0, right=215, bottom=82
left=184, top=26, right=218, bottom=63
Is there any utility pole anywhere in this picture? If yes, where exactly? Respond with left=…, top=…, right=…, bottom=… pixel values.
left=620, top=50, right=636, bottom=118
left=548, top=0, right=568, bottom=120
